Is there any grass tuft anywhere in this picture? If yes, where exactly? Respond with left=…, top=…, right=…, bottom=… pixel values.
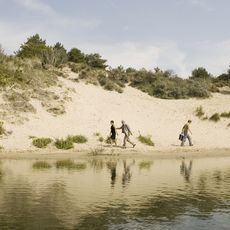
left=32, top=138, right=52, bottom=148
left=67, top=135, right=87, bottom=144
left=98, top=136, right=104, bottom=143
left=138, top=135, right=154, bottom=146
left=220, top=112, right=230, bottom=118
left=209, top=113, right=220, bottom=122
left=56, top=159, right=86, bottom=170
left=33, top=161, right=52, bottom=169
left=54, top=138, right=74, bottom=150
left=195, top=106, right=205, bottom=118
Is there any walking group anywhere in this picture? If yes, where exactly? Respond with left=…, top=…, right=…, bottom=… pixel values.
left=109, top=119, right=193, bottom=148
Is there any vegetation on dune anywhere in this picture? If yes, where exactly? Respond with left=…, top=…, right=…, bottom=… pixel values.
left=220, top=111, right=230, bottom=118
left=54, top=138, right=74, bottom=150
left=32, top=161, right=52, bottom=169
left=195, top=106, right=205, bottom=118
left=138, top=135, right=155, bottom=146
left=67, top=135, right=88, bottom=144
left=56, top=159, right=86, bottom=170
left=32, top=137, right=52, bottom=148
left=98, top=136, right=104, bottom=143
left=209, top=113, right=221, bottom=122
left=1, top=34, right=230, bottom=103
left=0, top=121, right=6, bottom=135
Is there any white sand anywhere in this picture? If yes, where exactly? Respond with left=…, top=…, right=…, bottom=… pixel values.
left=1, top=70, right=230, bottom=154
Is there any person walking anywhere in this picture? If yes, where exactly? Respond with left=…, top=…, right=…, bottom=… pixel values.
left=117, top=120, right=136, bottom=148
left=181, top=120, right=193, bottom=146
left=110, top=120, right=118, bottom=146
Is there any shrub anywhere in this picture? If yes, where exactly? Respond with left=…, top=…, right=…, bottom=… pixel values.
left=105, top=136, right=111, bottom=144
left=32, top=138, right=52, bottom=148
left=209, top=113, right=220, bottom=122
left=54, top=138, right=74, bottom=149
left=16, top=34, right=48, bottom=59
left=220, top=112, right=230, bottom=118
left=195, top=106, right=205, bottom=118
left=67, top=135, right=88, bottom=144
left=94, top=132, right=101, bottom=137
left=228, top=123, right=230, bottom=127
left=56, top=159, right=86, bottom=170
left=85, top=53, right=107, bottom=69
left=33, top=161, right=52, bottom=169
left=68, top=48, right=85, bottom=63
left=98, top=136, right=104, bottom=143
left=0, top=121, right=6, bottom=135
left=202, top=116, right=208, bottom=120
left=138, top=135, right=154, bottom=146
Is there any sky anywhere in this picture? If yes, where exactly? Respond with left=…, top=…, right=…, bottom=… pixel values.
left=0, top=0, right=230, bottom=77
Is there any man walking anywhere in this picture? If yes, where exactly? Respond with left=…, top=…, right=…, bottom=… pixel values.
left=181, top=120, right=193, bottom=146
left=117, top=120, right=136, bottom=148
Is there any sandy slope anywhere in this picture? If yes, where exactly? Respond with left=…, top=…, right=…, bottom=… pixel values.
left=1, top=70, right=230, bottom=153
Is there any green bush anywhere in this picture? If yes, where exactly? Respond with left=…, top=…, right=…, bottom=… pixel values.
left=220, top=112, right=230, bottom=118
left=209, top=113, right=220, bottom=122
left=33, top=161, right=52, bottom=169
left=0, top=121, right=6, bottom=135
left=67, top=135, right=88, bottom=144
left=138, top=135, right=154, bottom=146
left=195, top=106, right=205, bottom=118
left=32, top=138, right=52, bottom=148
left=98, top=136, right=104, bottom=143
left=56, top=159, right=86, bottom=170
left=68, top=48, right=85, bottom=63
left=54, top=138, right=74, bottom=149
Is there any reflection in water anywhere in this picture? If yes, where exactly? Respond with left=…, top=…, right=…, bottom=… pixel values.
left=122, top=160, right=135, bottom=187
left=106, top=161, right=117, bottom=187
left=0, top=157, right=229, bottom=230
left=180, top=160, right=193, bottom=182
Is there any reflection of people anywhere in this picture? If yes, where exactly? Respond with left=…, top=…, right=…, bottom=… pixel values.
left=110, top=164, right=117, bottom=187
left=117, top=120, right=135, bottom=148
left=180, top=160, right=193, bottom=181
left=110, top=120, right=118, bottom=146
left=181, top=120, right=193, bottom=146
left=107, top=161, right=117, bottom=187
left=122, top=160, right=135, bottom=187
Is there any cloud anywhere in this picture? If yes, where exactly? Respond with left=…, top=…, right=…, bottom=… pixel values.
left=13, top=0, right=55, bottom=15
left=81, top=42, right=189, bottom=77
left=12, top=0, right=101, bottom=29
left=177, top=0, right=214, bottom=11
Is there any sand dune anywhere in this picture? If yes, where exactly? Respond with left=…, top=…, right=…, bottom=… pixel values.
left=1, top=70, right=230, bottom=153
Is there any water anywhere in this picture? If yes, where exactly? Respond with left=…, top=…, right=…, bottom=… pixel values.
left=0, top=156, right=230, bottom=230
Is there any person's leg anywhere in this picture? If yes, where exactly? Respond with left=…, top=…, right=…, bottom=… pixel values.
left=126, top=135, right=135, bottom=147
left=123, top=135, right=127, bottom=147
left=181, top=134, right=187, bottom=146
left=187, top=134, right=193, bottom=146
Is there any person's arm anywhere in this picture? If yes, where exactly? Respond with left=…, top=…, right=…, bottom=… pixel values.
left=114, top=126, right=118, bottom=135
left=116, top=126, right=122, bottom=130
left=188, top=127, right=192, bottom=135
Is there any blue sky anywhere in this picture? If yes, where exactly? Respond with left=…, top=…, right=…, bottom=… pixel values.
left=1, top=0, right=230, bottom=77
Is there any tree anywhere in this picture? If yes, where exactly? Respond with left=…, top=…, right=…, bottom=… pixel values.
left=67, top=48, right=85, bottom=63
left=85, top=53, right=107, bottom=69
left=16, top=34, right=48, bottom=59
left=190, top=67, right=211, bottom=80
